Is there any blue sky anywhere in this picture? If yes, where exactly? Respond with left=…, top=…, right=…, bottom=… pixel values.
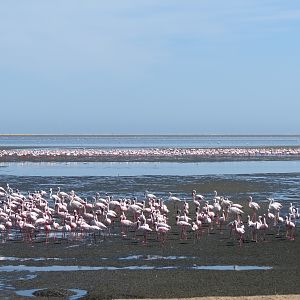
left=0, top=1, right=299, bottom=134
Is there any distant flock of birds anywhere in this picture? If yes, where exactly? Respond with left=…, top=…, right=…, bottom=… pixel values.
left=0, top=184, right=298, bottom=246
left=1, top=147, right=300, bottom=161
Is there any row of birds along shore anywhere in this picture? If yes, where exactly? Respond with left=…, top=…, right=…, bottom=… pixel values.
left=0, top=184, right=298, bottom=245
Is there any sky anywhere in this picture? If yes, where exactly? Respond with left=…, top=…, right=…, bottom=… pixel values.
left=0, top=1, right=299, bottom=135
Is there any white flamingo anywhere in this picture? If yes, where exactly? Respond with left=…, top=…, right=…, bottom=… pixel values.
left=285, top=215, right=296, bottom=240
left=176, top=215, right=191, bottom=240
left=248, top=196, right=260, bottom=221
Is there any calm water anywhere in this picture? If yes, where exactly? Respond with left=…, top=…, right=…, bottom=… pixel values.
left=1, top=160, right=300, bottom=176
left=0, top=134, right=299, bottom=206
left=1, top=134, right=300, bottom=149
left=0, top=135, right=299, bottom=176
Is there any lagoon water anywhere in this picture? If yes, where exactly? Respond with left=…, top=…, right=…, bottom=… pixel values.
left=1, top=134, right=300, bottom=149
left=1, top=160, right=300, bottom=176
left=0, top=135, right=299, bottom=208
left=0, top=135, right=300, bottom=177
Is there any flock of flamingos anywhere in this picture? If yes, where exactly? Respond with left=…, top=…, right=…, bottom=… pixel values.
left=0, top=184, right=298, bottom=246
left=0, top=146, right=300, bottom=161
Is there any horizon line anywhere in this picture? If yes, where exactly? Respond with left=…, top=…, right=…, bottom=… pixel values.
left=0, top=133, right=300, bottom=137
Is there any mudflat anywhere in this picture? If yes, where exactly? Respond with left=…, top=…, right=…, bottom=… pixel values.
left=0, top=209, right=299, bottom=299
left=0, top=174, right=299, bottom=299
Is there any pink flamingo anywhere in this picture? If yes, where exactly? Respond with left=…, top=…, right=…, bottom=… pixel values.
left=120, top=213, right=134, bottom=236
left=285, top=215, right=296, bottom=241
left=191, top=221, right=202, bottom=241
left=233, top=220, right=245, bottom=246
left=44, top=223, right=51, bottom=243
left=257, top=215, right=269, bottom=241
left=176, top=216, right=191, bottom=240
left=155, top=224, right=170, bottom=245
left=136, top=220, right=152, bottom=244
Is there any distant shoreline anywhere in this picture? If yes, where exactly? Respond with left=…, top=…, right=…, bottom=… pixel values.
left=1, top=133, right=300, bottom=137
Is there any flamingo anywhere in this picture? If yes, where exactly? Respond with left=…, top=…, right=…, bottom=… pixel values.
left=0, top=186, right=7, bottom=194
left=285, top=215, right=296, bottom=241
left=136, top=220, right=152, bottom=244
left=268, top=198, right=282, bottom=211
left=248, top=196, right=260, bottom=221
left=44, top=222, right=52, bottom=243
left=192, top=190, right=204, bottom=209
left=213, top=199, right=222, bottom=223
left=23, top=222, right=35, bottom=242
left=62, top=223, right=72, bottom=239
left=91, top=213, right=107, bottom=231
left=57, top=187, right=69, bottom=199
left=220, top=197, right=231, bottom=219
left=88, top=224, right=103, bottom=241
left=183, top=199, right=189, bottom=215
left=247, top=215, right=259, bottom=242
left=233, top=220, right=245, bottom=246
left=176, top=215, right=191, bottom=240
left=213, top=190, right=222, bottom=201
left=128, top=202, right=142, bottom=221
left=93, top=193, right=108, bottom=206
left=289, top=203, right=298, bottom=219
left=218, top=211, right=226, bottom=233
left=267, top=209, right=275, bottom=224
left=168, top=192, right=181, bottom=210
left=145, top=190, right=157, bottom=201
left=119, top=213, right=134, bottom=236
left=69, top=196, right=84, bottom=211
left=5, top=219, right=12, bottom=238
left=227, top=204, right=244, bottom=222
left=52, top=220, right=60, bottom=240
left=155, top=224, right=170, bottom=245
left=159, top=199, right=169, bottom=215
left=257, top=215, right=269, bottom=241
left=191, top=221, right=202, bottom=241
left=49, top=188, right=61, bottom=203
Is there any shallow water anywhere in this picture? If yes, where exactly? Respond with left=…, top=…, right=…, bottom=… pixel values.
left=118, top=255, right=195, bottom=261
left=1, top=134, right=300, bottom=149
left=0, top=264, right=272, bottom=272
left=1, top=173, right=299, bottom=205
left=0, top=255, right=196, bottom=263
left=0, top=256, right=69, bottom=262
left=1, top=160, right=300, bottom=176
